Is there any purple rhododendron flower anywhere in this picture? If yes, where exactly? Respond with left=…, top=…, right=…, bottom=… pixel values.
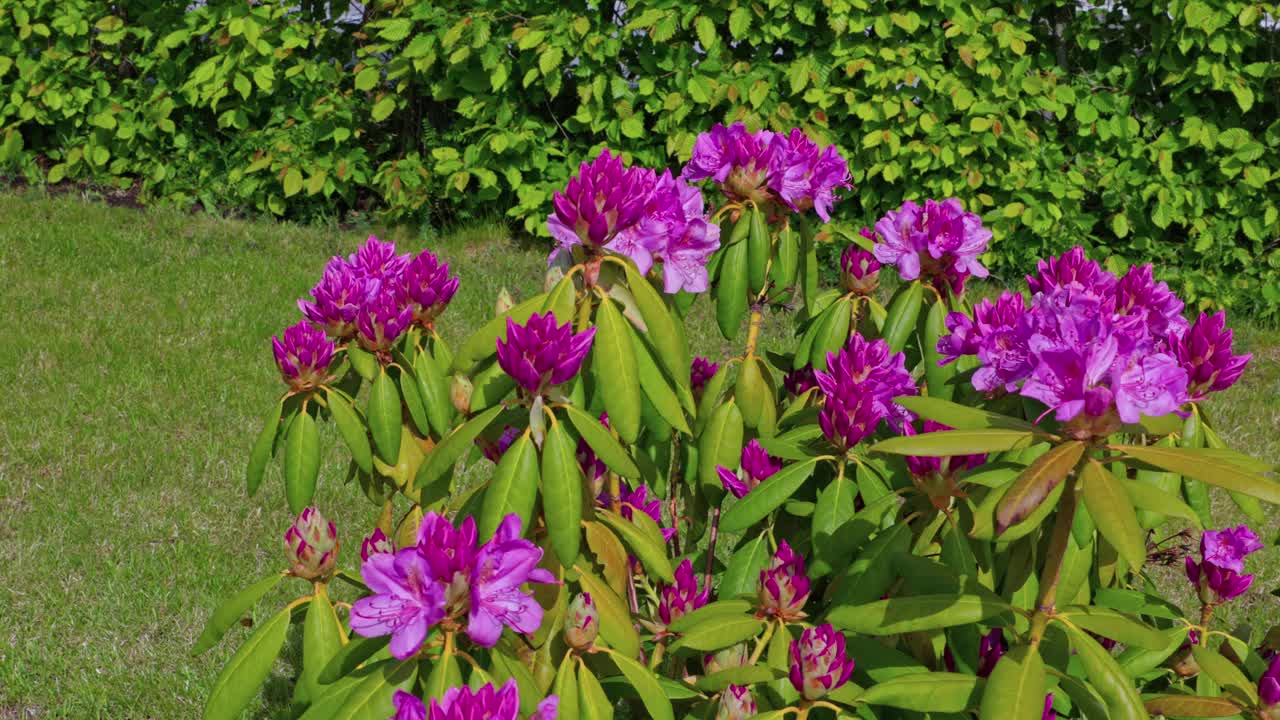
left=617, top=482, right=676, bottom=543
left=467, top=514, right=557, bottom=647
left=299, top=257, right=368, bottom=339
left=814, top=333, right=917, bottom=450
left=977, top=628, right=1006, bottom=678
left=347, top=236, right=410, bottom=292
left=1043, top=693, right=1056, bottom=720
left=350, top=547, right=446, bottom=659
left=393, top=690, right=427, bottom=720
left=272, top=320, right=334, bottom=391
left=1025, top=246, right=1116, bottom=298
left=658, top=558, right=709, bottom=626
left=759, top=540, right=810, bottom=621
left=477, top=426, right=521, bottom=464
left=427, top=679, right=557, bottom=720
left=1260, top=655, right=1280, bottom=708
left=716, top=439, right=781, bottom=499
left=401, top=249, right=459, bottom=328
left=902, top=420, right=987, bottom=479
left=789, top=624, right=856, bottom=700
left=1185, top=526, right=1264, bottom=604
left=1174, top=311, right=1252, bottom=400
left=360, top=528, right=393, bottom=562
left=495, top=311, right=596, bottom=395
left=691, top=356, right=719, bottom=395
left=784, top=366, right=819, bottom=396
left=717, top=685, right=757, bottom=720
left=870, top=198, right=991, bottom=294
left=839, top=246, right=881, bottom=296
left=548, top=150, right=657, bottom=256
left=683, top=123, right=850, bottom=222
left=355, top=285, right=414, bottom=354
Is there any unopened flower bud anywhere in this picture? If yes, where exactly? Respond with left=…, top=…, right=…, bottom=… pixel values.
left=789, top=624, right=855, bottom=700
left=840, top=244, right=881, bottom=296
left=495, top=288, right=515, bottom=316
left=450, top=374, right=473, bottom=414
left=360, top=528, right=393, bottom=561
left=285, top=507, right=338, bottom=580
left=564, top=592, right=599, bottom=650
left=1259, top=655, right=1280, bottom=714
left=704, top=643, right=750, bottom=674
left=716, top=685, right=757, bottom=720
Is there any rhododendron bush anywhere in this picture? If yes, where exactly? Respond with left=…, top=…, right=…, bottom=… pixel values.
left=198, top=123, right=1280, bottom=720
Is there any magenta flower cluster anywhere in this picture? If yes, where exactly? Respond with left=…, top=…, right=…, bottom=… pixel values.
left=814, top=333, right=917, bottom=450
left=495, top=311, right=596, bottom=396
left=717, top=439, right=782, bottom=499
left=937, top=247, right=1251, bottom=429
left=658, top=558, right=709, bottom=626
left=789, top=623, right=855, bottom=700
left=758, top=540, right=810, bottom=621
left=683, top=123, right=852, bottom=222
left=547, top=151, right=721, bottom=293
left=391, top=679, right=557, bottom=720
left=1261, top=654, right=1280, bottom=710
left=690, top=356, right=719, bottom=395
left=350, top=512, right=554, bottom=658
left=297, top=237, right=458, bottom=356
left=1185, top=525, right=1264, bottom=604
left=902, top=420, right=987, bottom=479
left=868, top=198, right=992, bottom=294
left=272, top=321, right=334, bottom=392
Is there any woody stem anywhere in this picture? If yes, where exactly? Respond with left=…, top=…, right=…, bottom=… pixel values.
left=744, top=308, right=764, bottom=358
left=1031, top=477, right=1080, bottom=643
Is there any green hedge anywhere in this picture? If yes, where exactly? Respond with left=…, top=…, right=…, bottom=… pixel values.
left=2, top=0, right=1279, bottom=312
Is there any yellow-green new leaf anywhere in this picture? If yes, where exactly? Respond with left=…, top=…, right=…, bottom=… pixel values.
left=1082, top=459, right=1146, bottom=571
left=979, top=645, right=1045, bottom=720
left=203, top=604, right=291, bottom=720
left=596, top=508, right=674, bottom=583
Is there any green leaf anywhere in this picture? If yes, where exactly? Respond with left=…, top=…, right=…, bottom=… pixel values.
left=347, top=346, right=378, bottom=381
left=1192, top=644, right=1258, bottom=704
left=697, top=400, right=744, bottom=500
left=234, top=73, right=252, bottom=100
left=371, top=95, right=396, bottom=123
left=891, top=396, right=1038, bottom=433
left=1116, top=444, right=1280, bottom=504
left=1144, top=695, right=1243, bottom=718
left=328, top=660, right=417, bottom=720
left=695, top=665, right=780, bottom=692
left=355, top=67, right=379, bottom=91
left=629, top=324, right=690, bottom=434
left=734, top=356, right=772, bottom=431
left=575, top=566, right=640, bottom=658
left=718, top=531, right=770, bottom=599
left=715, top=239, right=750, bottom=339
left=809, top=296, right=852, bottom=371
left=413, top=405, right=503, bottom=493
left=326, top=390, right=372, bottom=474
left=1065, top=623, right=1147, bottom=720
left=412, top=350, right=453, bottom=437
left=728, top=7, right=752, bottom=38
left=864, top=672, right=983, bottom=713
left=553, top=654, right=579, bottom=720
left=995, top=441, right=1085, bottom=534
left=396, top=363, right=430, bottom=436
left=828, top=594, right=1010, bottom=635
left=541, top=420, right=583, bottom=567
left=203, top=605, right=290, bottom=720
left=192, top=573, right=284, bottom=656
left=319, top=634, right=389, bottom=684
left=424, top=649, right=461, bottom=700
left=881, top=280, right=923, bottom=354
left=246, top=402, right=282, bottom=496
left=479, top=432, right=538, bottom=539
left=720, top=457, right=820, bottom=533
left=284, top=410, right=321, bottom=513
left=620, top=262, right=692, bottom=405
left=1082, top=459, right=1146, bottom=571
left=746, top=205, right=769, bottom=295
left=367, top=370, right=402, bottom=465
left=668, top=616, right=764, bottom=653
left=563, top=404, right=639, bottom=478
left=596, top=508, right=674, bottom=583
left=667, top=599, right=754, bottom=633
left=454, top=293, right=548, bottom=371
left=601, top=648, right=675, bottom=720
left=594, top=296, right=641, bottom=444
left=695, top=15, right=716, bottom=50
left=284, top=167, right=304, bottom=198
left=810, top=472, right=859, bottom=577
left=873, top=428, right=1042, bottom=457
left=577, top=662, right=614, bottom=720
left=1059, top=606, right=1168, bottom=650
left=979, top=645, right=1045, bottom=720
left=296, top=588, right=344, bottom=705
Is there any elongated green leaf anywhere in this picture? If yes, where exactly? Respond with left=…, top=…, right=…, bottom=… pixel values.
left=563, top=404, right=639, bottom=478
left=480, top=432, right=538, bottom=539
left=1116, top=626, right=1187, bottom=678
left=1065, top=623, right=1148, bottom=720
left=575, top=565, right=640, bottom=658
left=1116, top=444, right=1280, bottom=504
left=882, top=280, right=923, bottom=354
left=413, top=350, right=453, bottom=437
left=543, top=274, right=577, bottom=325
left=810, top=472, right=861, bottom=578
left=424, top=649, right=461, bottom=700
left=756, top=425, right=823, bottom=460
left=694, top=361, right=735, bottom=436
left=193, top=573, right=284, bottom=656
left=825, top=522, right=911, bottom=609
left=326, top=389, right=373, bottom=474
left=367, top=370, right=402, bottom=465
left=719, top=532, right=770, bottom=599
left=828, top=594, right=1010, bottom=635
left=602, top=648, right=675, bottom=720
left=347, top=345, right=378, bottom=381
left=628, top=323, right=690, bottom=434
left=745, top=204, right=769, bottom=294
left=319, top=634, right=390, bottom=684
left=866, top=672, right=984, bottom=713
left=735, top=355, right=771, bottom=430
left=697, top=400, right=744, bottom=500
left=669, top=616, right=764, bottom=653
left=246, top=402, right=282, bottom=496
left=621, top=261, right=691, bottom=398
left=553, top=653, right=579, bottom=720
left=1143, top=695, right=1243, bottom=717
left=284, top=410, right=321, bottom=513
left=413, top=405, right=503, bottom=493
left=396, top=363, right=431, bottom=436
left=892, top=395, right=1039, bottom=433
left=720, top=457, right=820, bottom=533
left=695, top=665, right=781, bottom=692
left=979, top=645, right=1045, bottom=720
left=296, top=588, right=344, bottom=706
left=1082, top=459, right=1146, bottom=570
left=995, top=441, right=1085, bottom=534
left=595, top=296, right=642, bottom=443
left=872, top=429, right=1039, bottom=457
left=596, top=508, right=674, bottom=583
left=667, top=599, right=754, bottom=633
left=541, top=420, right=583, bottom=567
left=203, top=605, right=290, bottom=720
left=810, top=296, right=852, bottom=371
left=921, top=299, right=957, bottom=401
left=488, top=649, right=543, bottom=715
left=454, top=292, right=548, bottom=371
left=1059, top=606, right=1167, bottom=649
left=715, top=238, right=750, bottom=340
left=329, top=660, right=417, bottom=720
left=577, top=661, right=615, bottom=720
left=1192, top=644, right=1258, bottom=704
left=1128, top=475, right=1201, bottom=528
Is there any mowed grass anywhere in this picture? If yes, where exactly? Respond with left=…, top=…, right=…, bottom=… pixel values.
left=0, top=190, right=1276, bottom=717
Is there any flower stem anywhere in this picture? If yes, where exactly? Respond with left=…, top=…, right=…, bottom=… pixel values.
left=744, top=308, right=764, bottom=358
left=748, top=620, right=777, bottom=666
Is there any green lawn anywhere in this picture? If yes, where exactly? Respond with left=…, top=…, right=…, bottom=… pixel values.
left=0, top=191, right=1276, bottom=717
